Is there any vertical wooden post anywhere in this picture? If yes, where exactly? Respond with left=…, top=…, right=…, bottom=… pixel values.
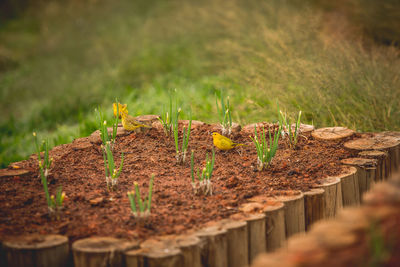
left=337, top=167, right=360, bottom=206
left=274, top=191, right=305, bottom=238
left=316, top=176, right=343, bottom=218
left=196, top=226, right=228, bottom=267
left=303, top=188, right=325, bottom=231
left=3, top=235, right=69, bottom=267
left=358, top=150, right=388, bottom=181
left=218, top=219, right=248, bottom=267
left=341, top=158, right=377, bottom=199
left=72, top=237, right=139, bottom=267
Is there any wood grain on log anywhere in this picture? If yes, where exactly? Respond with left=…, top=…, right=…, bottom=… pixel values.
left=312, top=127, right=355, bottom=141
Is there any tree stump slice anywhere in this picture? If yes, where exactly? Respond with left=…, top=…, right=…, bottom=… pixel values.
left=195, top=226, right=228, bottom=267
left=316, top=176, right=343, bottom=218
left=72, top=237, right=139, bottom=267
left=311, top=127, right=355, bottom=141
left=344, top=136, right=400, bottom=177
left=292, top=123, right=315, bottom=136
left=273, top=191, right=305, bottom=238
left=3, top=234, right=69, bottom=267
left=303, top=188, right=325, bottom=231
left=358, top=150, right=388, bottom=181
left=341, top=158, right=377, bottom=199
left=336, top=167, right=360, bottom=206
left=217, top=219, right=248, bottom=267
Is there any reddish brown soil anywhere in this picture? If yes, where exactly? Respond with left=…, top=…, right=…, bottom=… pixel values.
left=0, top=122, right=359, bottom=244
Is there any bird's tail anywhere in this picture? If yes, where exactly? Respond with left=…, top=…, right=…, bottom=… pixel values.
left=233, top=143, right=246, bottom=147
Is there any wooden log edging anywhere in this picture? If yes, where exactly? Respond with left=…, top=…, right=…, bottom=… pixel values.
left=72, top=237, right=139, bottom=267
left=303, top=188, right=325, bottom=231
left=337, top=166, right=360, bottom=206
left=250, top=172, right=400, bottom=267
left=341, top=158, right=377, bottom=200
left=195, top=226, right=228, bottom=267
left=273, top=191, right=305, bottom=239
left=2, top=234, right=69, bottom=267
left=246, top=198, right=286, bottom=252
left=358, top=150, right=388, bottom=181
left=315, top=176, right=343, bottom=218
left=233, top=207, right=267, bottom=264
left=215, top=219, right=248, bottom=267
left=141, top=246, right=183, bottom=267
left=344, top=135, right=400, bottom=178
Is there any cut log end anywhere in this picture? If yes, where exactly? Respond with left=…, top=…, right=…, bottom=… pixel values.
left=311, top=127, right=355, bottom=141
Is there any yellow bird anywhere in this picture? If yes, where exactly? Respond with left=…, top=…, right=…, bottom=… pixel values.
left=121, top=110, right=151, bottom=131
left=212, top=132, right=245, bottom=150
left=113, top=103, right=128, bottom=119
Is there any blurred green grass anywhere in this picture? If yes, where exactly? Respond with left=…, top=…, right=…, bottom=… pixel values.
left=1, top=0, right=400, bottom=167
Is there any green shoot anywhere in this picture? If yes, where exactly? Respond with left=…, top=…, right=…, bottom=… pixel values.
left=102, top=141, right=124, bottom=190
left=127, top=174, right=155, bottom=219
left=279, top=110, right=302, bottom=149
left=111, top=98, right=120, bottom=143
left=97, top=106, right=118, bottom=148
left=250, top=125, right=280, bottom=171
left=158, top=92, right=174, bottom=136
left=33, top=132, right=65, bottom=218
left=190, top=149, right=215, bottom=195
left=173, top=109, right=192, bottom=164
left=216, top=90, right=233, bottom=135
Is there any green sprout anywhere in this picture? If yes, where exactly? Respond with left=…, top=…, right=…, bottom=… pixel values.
left=102, top=141, right=124, bottom=190
left=127, top=174, right=155, bottom=219
left=173, top=109, right=192, bottom=164
left=216, top=90, right=233, bottom=135
left=279, top=109, right=302, bottom=149
left=250, top=125, right=280, bottom=171
left=33, top=132, right=65, bottom=218
left=190, top=149, right=215, bottom=195
left=96, top=106, right=118, bottom=148
left=49, top=186, right=66, bottom=219
left=158, top=92, right=174, bottom=136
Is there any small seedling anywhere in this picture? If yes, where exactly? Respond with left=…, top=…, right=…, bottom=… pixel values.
left=216, top=90, right=233, bottom=135
left=250, top=125, right=280, bottom=171
left=33, top=132, right=65, bottom=218
left=190, top=149, right=215, bottom=195
left=173, top=109, right=192, bottom=164
left=96, top=105, right=120, bottom=148
left=279, top=109, right=302, bottom=149
left=127, top=174, right=155, bottom=219
left=49, top=186, right=66, bottom=219
left=158, top=92, right=174, bottom=136
left=102, top=141, right=124, bottom=190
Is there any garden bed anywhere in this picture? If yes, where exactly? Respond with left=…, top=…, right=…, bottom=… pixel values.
left=1, top=119, right=399, bottom=266
left=0, top=120, right=357, bottom=242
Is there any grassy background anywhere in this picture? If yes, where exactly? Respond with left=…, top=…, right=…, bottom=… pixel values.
left=1, top=0, right=400, bottom=167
